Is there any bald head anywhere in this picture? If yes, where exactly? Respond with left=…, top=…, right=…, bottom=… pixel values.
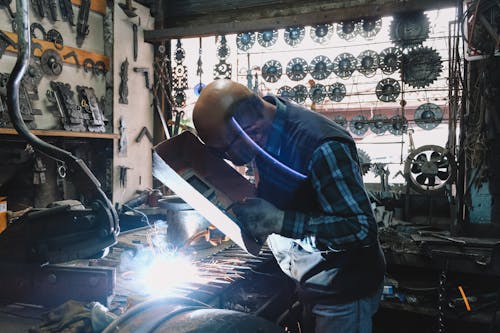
left=193, top=80, right=254, bottom=144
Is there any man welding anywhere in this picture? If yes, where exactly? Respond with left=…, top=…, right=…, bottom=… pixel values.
left=193, top=79, right=385, bottom=332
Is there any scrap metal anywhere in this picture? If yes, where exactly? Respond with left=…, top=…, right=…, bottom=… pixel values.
left=77, top=85, right=107, bottom=133
left=46, top=81, right=86, bottom=131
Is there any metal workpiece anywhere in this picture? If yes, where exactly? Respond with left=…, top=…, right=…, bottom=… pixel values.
left=119, top=58, right=129, bottom=104
left=76, top=0, right=90, bottom=47
left=77, top=85, right=107, bottom=133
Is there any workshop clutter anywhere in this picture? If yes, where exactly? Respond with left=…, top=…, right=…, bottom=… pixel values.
left=0, top=196, right=6, bottom=233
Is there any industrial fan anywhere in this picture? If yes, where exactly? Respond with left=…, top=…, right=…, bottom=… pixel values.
left=403, top=145, right=453, bottom=194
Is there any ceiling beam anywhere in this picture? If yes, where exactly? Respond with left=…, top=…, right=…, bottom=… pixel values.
left=144, top=0, right=456, bottom=42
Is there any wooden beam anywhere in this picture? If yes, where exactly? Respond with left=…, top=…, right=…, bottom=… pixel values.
left=145, top=0, right=456, bottom=41
left=71, top=0, right=107, bottom=15
left=2, top=30, right=110, bottom=71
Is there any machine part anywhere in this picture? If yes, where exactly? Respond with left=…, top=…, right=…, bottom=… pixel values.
left=59, top=0, right=75, bottom=25
left=173, top=90, right=187, bottom=108
left=0, top=30, right=17, bottom=58
left=390, top=11, right=430, bottom=48
left=173, top=65, right=188, bottom=90
left=236, top=32, right=255, bottom=52
left=133, top=67, right=150, bottom=89
left=277, top=85, right=294, bottom=100
left=292, top=84, right=308, bottom=104
left=118, top=0, right=137, bottom=17
left=118, top=117, right=127, bottom=156
left=46, top=81, right=86, bottom=131
left=309, top=83, right=326, bottom=103
left=404, top=145, right=453, bottom=194
left=132, top=23, right=138, bottom=61
left=77, top=85, right=107, bottom=133
left=349, top=115, right=369, bottom=136
left=119, top=58, right=129, bottom=104
left=6, top=0, right=118, bottom=265
left=31, top=0, right=45, bottom=18
left=261, top=60, right=282, bottom=83
left=359, top=17, right=382, bottom=39
left=76, top=0, right=90, bottom=47
left=63, top=51, right=80, bottom=67
left=94, top=61, right=107, bottom=76
left=402, top=47, right=442, bottom=89
left=257, top=30, right=278, bottom=48
left=213, top=60, right=232, bottom=80
left=284, top=26, right=305, bottom=47
left=369, top=114, right=388, bottom=135
left=21, top=60, right=43, bottom=94
left=40, top=49, right=63, bottom=76
left=46, top=29, right=64, bottom=50
left=310, top=23, right=334, bottom=44
left=47, top=0, right=57, bottom=21
left=388, top=115, right=408, bottom=135
left=357, top=148, right=372, bottom=175
left=174, top=39, right=185, bottom=63
left=286, top=57, right=308, bottom=81
left=332, top=115, right=347, bottom=128
left=333, top=53, right=357, bottom=79
left=30, top=22, right=46, bottom=40
left=216, top=35, right=230, bottom=60
left=379, top=47, right=402, bottom=75
left=135, top=126, right=153, bottom=143
left=309, top=55, right=333, bottom=80
left=83, top=57, right=95, bottom=73
left=357, top=50, right=379, bottom=77
left=375, top=78, right=400, bottom=102
left=414, top=103, right=443, bottom=130
left=337, top=20, right=360, bottom=40
left=327, top=82, right=346, bottom=102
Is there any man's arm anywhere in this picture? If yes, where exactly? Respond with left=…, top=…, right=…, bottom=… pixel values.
left=280, top=141, right=378, bottom=250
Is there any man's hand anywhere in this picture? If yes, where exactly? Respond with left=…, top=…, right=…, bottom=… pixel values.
left=230, top=198, right=284, bottom=242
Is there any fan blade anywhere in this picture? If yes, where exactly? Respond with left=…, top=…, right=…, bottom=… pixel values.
left=411, top=162, right=421, bottom=173
left=428, top=175, right=436, bottom=186
left=417, top=153, right=428, bottom=162
left=430, top=151, right=441, bottom=162
left=437, top=170, right=449, bottom=180
left=416, top=174, right=427, bottom=185
left=437, top=157, right=449, bottom=168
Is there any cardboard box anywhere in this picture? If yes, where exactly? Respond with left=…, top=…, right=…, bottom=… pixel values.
left=0, top=196, right=6, bottom=234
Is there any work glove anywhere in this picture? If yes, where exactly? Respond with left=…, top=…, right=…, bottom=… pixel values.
left=230, top=197, right=284, bottom=243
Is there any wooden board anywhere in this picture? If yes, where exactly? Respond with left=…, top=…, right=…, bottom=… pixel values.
left=2, top=30, right=110, bottom=70
left=0, top=128, right=119, bottom=139
left=71, top=0, right=107, bottom=15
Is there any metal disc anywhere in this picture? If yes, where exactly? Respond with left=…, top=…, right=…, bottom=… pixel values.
left=402, top=47, right=442, bottom=89
left=286, top=58, right=308, bottom=81
left=333, top=53, right=357, bottom=79
left=237, top=32, right=256, bottom=51
left=40, top=49, right=63, bottom=76
left=174, top=40, right=185, bottom=63
left=414, top=103, right=443, bottom=130
left=292, top=85, right=308, bottom=104
left=257, top=30, right=278, bottom=48
left=216, top=37, right=230, bottom=60
left=337, top=20, right=360, bottom=40
left=388, top=115, right=408, bottom=135
left=332, top=115, right=347, bottom=128
left=375, top=78, right=400, bottom=102
left=173, top=90, right=186, bottom=108
left=327, top=82, right=346, bottom=102
left=309, top=84, right=327, bottom=103
left=284, top=26, right=305, bottom=47
left=261, top=60, right=282, bottom=83
left=390, top=11, right=430, bottom=48
left=277, top=86, right=294, bottom=100
left=310, top=24, right=334, bottom=44
left=369, top=114, right=388, bottom=135
left=379, top=47, right=402, bottom=75
left=357, top=50, right=379, bottom=77
left=359, top=17, right=382, bottom=39
left=213, top=60, right=232, bottom=80
left=349, top=115, right=369, bottom=136
left=310, top=55, right=333, bottom=80
left=22, top=60, right=43, bottom=92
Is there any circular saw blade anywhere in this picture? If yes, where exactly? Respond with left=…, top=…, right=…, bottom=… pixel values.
left=390, top=11, right=430, bottom=48
left=379, top=47, right=402, bottom=75
left=402, top=47, right=442, bottom=89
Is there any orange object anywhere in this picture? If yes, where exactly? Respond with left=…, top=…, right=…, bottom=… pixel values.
left=458, top=285, right=471, bottom=311
left=0, top=196, right=6, bottom=234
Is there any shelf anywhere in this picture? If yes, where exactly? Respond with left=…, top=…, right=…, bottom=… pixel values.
left=2, top=30, right=110, bottom=70
left=71, top=0, right=107, bottom=15
left=0, top=128, right=119, bottom=139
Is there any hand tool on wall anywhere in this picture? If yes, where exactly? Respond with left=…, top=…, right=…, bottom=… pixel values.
left=59, top=0, right=75, bottom=26
left=119, top=58, right=129, bottom=104
left=118, top=117, right=127, bottom=156
left=31, top=0, right=45, bottom=19
left=76, top=0, right=90, bottom=47
left=133, top=67, right=150, bottom=89
left=48, top=0, right=57, bottom=22
left=131, top=17, right=141, bottom=62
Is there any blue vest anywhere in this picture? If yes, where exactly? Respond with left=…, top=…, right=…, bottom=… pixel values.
left=256, top=97, right=385, bottom=304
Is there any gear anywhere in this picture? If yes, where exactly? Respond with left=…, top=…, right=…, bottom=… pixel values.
left=402, top=47, right=442, bottom=89
left=277, top=86, right=294, bottom=100
left=257, top=30, right=278, bottom=48
left=337, top=20, right=360, bottom=40
left=333, top=53, right=357, bottom=79
left=213, top=60, right=232, bottom=80
left=357, top=148, right=372, bottom=175
left=237, top=32, right=256, bottom=51
left=261, top=60, right=282, bottom=83
left=310, top=24, right=334, bottom=44
left=173, top=90, right=186, bottom=108
left=310, top=55, right=333, bottom=80
left=349, top=115, right=369, bottom=137
left=174, top=40, right=185, bottom=63
left=284, top=26, right=305, bottom=47
left=292, top=85, right=308, bottom=104
left=414, top=103, right=443, bottom=130
left=332, top=115, right=347, bottom=128
left=390, top=11, right=430, bottom=48
left=379, top=47, right=402, bottom=75
left=327, top=82, right=346, bottom=102
left=309, top=84, right=327, bottom=103
left=369, top=114, right=388, bottom=135
left=286, top=58, right=308, bottom=81
left=359, top=17, right=382, bottom=40
left=376, top=78, right=400, bottom=102
left=357, top=50, right=379, bottom=77
left=388, top=115, right=408, bottom=135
